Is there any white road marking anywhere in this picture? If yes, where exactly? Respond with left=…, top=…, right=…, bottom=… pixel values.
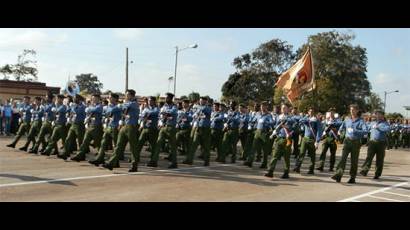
left=380, top=191, right=410, bottom=198
left=0, top=164, right=232, bottom=188
left=338, top=181, right=409, bottom=202
left=367, top=195, right=405, bottom=202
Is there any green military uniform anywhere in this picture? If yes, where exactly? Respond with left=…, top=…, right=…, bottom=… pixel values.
left=71, top=124, right=103, bottom=160
left=152, top=126, right=177, bottom=165
left=211, top=128, right=223, bottom=160
left=176, top=128, right=190, bottom=155
left=318, top=135, right=337, bottom=171
left=246, top=129, right=271, bottom=167
left=43, top=123, right=66, bottom=155
left=360, top=140, right=386, bottom=178
left=186, top=127, right=211, bottom=164
left=22, top=119, right=42, bottom=150
left=105, top=124, right=139, bottom=166
left=220, top=110, right=240, bottom=163
left=9, top=121, right=30, bottom=147
left=32, top=120, right=52, bottom=153
left=61, top=123, right=85, bottom=158
left=268, top=137, right=292, bottom=175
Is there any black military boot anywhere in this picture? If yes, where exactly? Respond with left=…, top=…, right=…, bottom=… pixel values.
left=331, top=174, right=341, bottom=183
left=316, top=166, right=324, bottom=172
left=168, top=163, right=178, bottom=169
left=203, top=161, right=210, bottom=167
left=182, top=160, right=193, bottom=165
left=19, top=146, right=28, bottom=151
left=359, top=170, right=368, bottom=176
left=102, top=163, right=113, bottom=171
left=243, top=161, right=252, bottom=168
left=88, top=159, right=104, bottom=166
left=280, top=171, right=289, bottom=179
left=293, top=165, right=301, bottom=173
left=28, top=149, right=38, bottom=154
left=373, top=175, right=380, bottom=179
left=57, top=153, right=69, bottom=160
left=347, top=177, right=356, bottom=184
left=70, top=154, right=85, bottom=162
left=264, top=170, right=274, bottom=178
left=259, top=162, right=267, bottom=169
left=7, top=143, right=16, bottom=148
left=146, top=161, right=158, bottom=167
left=307, top=168, right=314, bottom=175
left=128, top=163, right=138, bottom=172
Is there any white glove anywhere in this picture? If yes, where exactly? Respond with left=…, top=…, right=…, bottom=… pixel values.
left=30, top=109, right=34, bottom=113
left=103, top=123, right=107, bottom=129
left=19, top=108, right=24, bottom=113
left=42, top=117, right=45, bottom=122
left=119, top=120, right=124, bottom=126
left=314, top=142, right=319, bottom=149
left=347, top=128, right=354, bottom=134
left=51, top=107, right=57, bottom=113
left=248, top=125, right=252, bottom=130
left=224, top=123, right=228, bottom=128
left=85, top=107, right=91, bottom=114
left=372, top=124, right=377, bottom=129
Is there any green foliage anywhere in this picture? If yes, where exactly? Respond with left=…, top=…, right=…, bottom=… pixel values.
left=75, top=73, right=103, bottom=95
left=0, top=49, right=38, bottom=81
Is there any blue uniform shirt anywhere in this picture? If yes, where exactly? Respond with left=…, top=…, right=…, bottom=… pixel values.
left=193, top=105, right=212, bottom=128
left=87, top=103, right=103, bottom=126
left=211, top=111, right=225, bottom=130
left=225, top=110, right=240, bottom=129
left=55, top=104, right=67, bottom=125
left=369, top=120, right=390, bottom=142
left=322, top=118, right=342, bottom=138
left=339, top=117, right=368, bottom=140
left=3, top=104, right=12, bottom=118
left=239, top=112, right=250, bottom=130
left=299, top=116, right=322, bottom=143
left=20, top=103, right=32, bottom=122
left=177, top=109, right=193, bottom=129
left=275, top=114, right=295, bottom=138
left=43, top=103, right=56, bottom=122
left=140, top=106, right=159, bottom=128
left=31, top=105, right=44, bottom=121
left=71, top=103, right=86, bottom=124
left=122, top=100, right=140, bottom=126
left=255, top=112, right=274, bottom=131
left=160, top=103, right=178, bottom=127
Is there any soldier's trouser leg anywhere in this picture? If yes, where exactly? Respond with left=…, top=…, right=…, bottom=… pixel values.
left=292, top=134, right=300, bottom=157
left=335, top=139, right=360, bottom=178
left=297, top=137, right=316, bottom=170
left=10, top=122, right=29, bottom=145
left=136, top=128, right=157, bottom=161
left=244, top=130, right=255, bottom=160
left=239, top=130, right=248, bottom=159
left=152, top=126, right=176, bottom=164
left=76, top=125, right=103, bottom=157
left=33, top=121, right=52, bottom=151
left=361, top=140, right=377, bottom=174
left=94, top=127, right=114, bottom=161
left=374, top=142, right=386, bottom=177
left=230, top=129, right=239, bottom=161
left=107, top=125, right=138, bottom=165
left=247, top=130, right=264, bottom=164
left=211, top=128, right=223, bottom=159
left=23, top=121, right=41, bottom=148
left=177, top=128, right=191, bottom=155
left=318, top=141, right=329, bottom=168
left=201, top=128, right=211, bottom=163
left=63, top=124, right=78, bottom=156
left=268, top=137, right=289, bottom=173
left=44, top=124, right=65, bottom=154
left=186, top=128, right=199, bottom=162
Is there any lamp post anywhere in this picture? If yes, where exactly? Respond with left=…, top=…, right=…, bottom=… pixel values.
left=173, top=44, right=198, bottom=96
left=384, top=90, right=399, bottom=113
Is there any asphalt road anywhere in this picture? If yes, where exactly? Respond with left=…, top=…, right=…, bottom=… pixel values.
left=0, top=136, right=409, bottom=202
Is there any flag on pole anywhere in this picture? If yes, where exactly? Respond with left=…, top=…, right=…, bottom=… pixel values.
left=275, top=46, right=315, bottom=104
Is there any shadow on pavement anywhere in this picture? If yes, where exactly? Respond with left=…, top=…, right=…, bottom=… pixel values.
left=0, top=173, right=77, bottom=186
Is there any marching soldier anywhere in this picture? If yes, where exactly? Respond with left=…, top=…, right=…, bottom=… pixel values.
left=211, top=102, right=225, bottom=161
left=148, top=92, right=178, bottom=168
left=20, top=97, right=43, bottom=152
left=244, top=101, right=273, bottom=168
left=243, top=103, right=261, bottom=163
left=7, top=96, right=32, bottom=149
left=359, top=110, right=390, bottom=179
left=331, top=104, right=368, bottom=183
left=176, top=99, right=193, bottom=156
left=238, top=103, right=250, bottom=161
left=103, top=89, right=140, bottom=172
left=41, top=94, right=67, bottom=156
left=30, top=95, right=55, bottom=154
left=220, top=101, right=240, bottom=163
left=293, top=107, right=322, bottom=174
left=133, top=96, right=159, bottom=164
left=70, top=94, right=103, bottom=162
left=88, top=93, right=123, bottom=166
left=183, top=96, right=212, bottom=166
left=316, top=108, right=341, bottom=172
left=403, top=120, right=410, bottom=148
left=290, top=107, right=301, bottom=158
left=58, top=94, right=86, bottom=159
left=264, top=103, right=294, bottom=179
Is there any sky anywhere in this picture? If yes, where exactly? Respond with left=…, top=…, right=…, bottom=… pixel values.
left=0, top=28, right=409, bottom=116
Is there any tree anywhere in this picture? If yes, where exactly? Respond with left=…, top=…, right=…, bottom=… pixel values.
left=75, top=73, right=103, bottom=95
left=0, top=49, right=38, bottom=81
left=365, top=92, right=383, bottom=113
left=188, top=91, right=200, bottom=102
left=295, top=31, right=371, bottom=114
left=221, top=39, right=295, bottom=104
left=385, top=113, right=404, bottom=121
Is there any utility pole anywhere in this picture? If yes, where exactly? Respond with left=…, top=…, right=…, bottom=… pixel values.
left=125, top=47, right=129, bottom=92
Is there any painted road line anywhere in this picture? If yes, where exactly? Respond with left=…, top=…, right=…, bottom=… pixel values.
left=380, top=191, right=410, bottom=198
left=367, top=195, right=405, bottom=202
left=338, top=181, right=409, bottom=202
left=0, top=164, right=232, bottom=188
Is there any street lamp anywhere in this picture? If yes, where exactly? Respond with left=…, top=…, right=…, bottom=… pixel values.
left=384, top=90, right=399, bottom=113
left=173, top=43, right=198, bottom=96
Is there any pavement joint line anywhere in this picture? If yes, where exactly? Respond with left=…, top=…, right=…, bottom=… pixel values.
left=380, top=191, right=410, bottom=198
left=367, top=195, right=405, bottom=202
left=338, top=181, right=409, bottom=202
left=0, top=163, right=234, bottom=188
